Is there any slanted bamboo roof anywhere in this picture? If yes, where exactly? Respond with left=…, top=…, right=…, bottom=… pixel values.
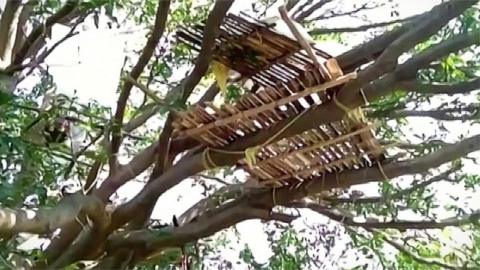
left=177, top=13, right=333, bottom=88
left=174, top=13, right=385, bottom=186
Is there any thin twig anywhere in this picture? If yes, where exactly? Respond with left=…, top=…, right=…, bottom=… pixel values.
left=370, top=229, right=470, bottom=270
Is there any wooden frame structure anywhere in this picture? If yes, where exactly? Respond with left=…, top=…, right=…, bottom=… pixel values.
left=174, top=13, right=384, bottom=186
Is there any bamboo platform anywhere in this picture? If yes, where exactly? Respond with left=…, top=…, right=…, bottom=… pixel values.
left=172, top=69, right=352, bottom=146
left=239, top=121, right=383, bottom=186
left=174, top=13, right=385, bottom=186
left=177, top=13, right=333, bottom=88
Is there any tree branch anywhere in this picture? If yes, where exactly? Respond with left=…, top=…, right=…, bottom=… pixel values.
left=309, top=17, right=414, bottom=35
left=371, top=229, right=472, bottom=270
left=305, top=2, right=384, bottom=22
left=109, top=0, right=171, bottom=168
left=93, top=142, right=159, bottom=200
left=304, top=133, right=480, bottom=197
left=0, top=0, right=22, bottom=69
left=375, top=105, right=480, bottom=121
left=326, top=169, right=456, bottom=204
left=178, top=184, right=244, bottom=225
left=124, top=75, right=165, bottom=104
left=197, top=83, right=220, bottom=104
left=341, top=0, right=476, bottom=97
left=11, top=0, right=34, bottom=58
left=105, top=0, right=234, bottom=229
left=294, top=0, right=332, bottom=22
left=288, top=201, right=479, bottom=230
left=0, top=193, right=106, bottom=236
left=9, top=0, right=79, bottom=70
left=15, top=14, right=85, bottom=79
left=398, top=78, right=480, bottom=95
left=174, top=0, right=234, bottom=102
left=285, top=0, right=300, bottom=11
left=106, top=201, right=293, bottom=260
left=395, top=29, right=480, bottom=79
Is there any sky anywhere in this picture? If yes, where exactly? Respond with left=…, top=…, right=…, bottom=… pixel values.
left=16, top=0, right=480, bottom=268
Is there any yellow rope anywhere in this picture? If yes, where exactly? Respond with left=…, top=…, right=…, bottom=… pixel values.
left=244, top=109, right=310, bottom=168
left=201, top=147, right=230, bottom=170
left=332, top=91, right=392, bottom=182
left=332, top=93, right=367, bottom=130
left=201, top=108, right=310, bottom=170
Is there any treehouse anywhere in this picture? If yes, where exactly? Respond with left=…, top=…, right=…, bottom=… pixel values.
left=173, top=12, right=384, bottom=186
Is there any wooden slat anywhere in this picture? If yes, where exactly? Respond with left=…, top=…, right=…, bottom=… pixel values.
left=183, top=73, right=356, bottom=137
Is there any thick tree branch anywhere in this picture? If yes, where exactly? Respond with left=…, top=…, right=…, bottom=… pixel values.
left=94, top=142, right=159, bottom=200
left=241, top=133, right=480, bottom=212
left=123, top=104, right=162, bottom=133
left=11, top=0, right=34, bottom=58
left=174, top=0, right=234, bottom=101
left=363, top=30, right=480, bottom=102
left=0, top=193, right=106, bottom=236
left=285, top=0, right=300, bottom=11
left=69, top=131, right=480, bottom=265
left=0, top=0, right=22, bottom=69
left=341, top=0, right=476, bottom=97
left=126, top=115, right=175, bottom=229
left=105, top=136, right=480, bottom=261
left=294, top=0, right=332, bottom=22
left=99, top=129, right=477, bottom=263
left=326, top=169, right=456, bottom=204
left=178, top=184, right=244, bottom=225
left=395, top=29, right=480, bottom=79
left=398, top=78, right=480, bottom=95
left=374, top=105, right=480, bottom=121
left=42, top=128, right=160, bottom=267
left=106, top=201, right=294, bottom=259
left=197, top=83, right=219, bottom=104
left=305, top=133, right=480, bottom=196
left=288, top=201, right=479, bottom=230
left=109, top=0, right=171, bottom=167
left=9, top=0, right=79, bottom=70
left=335, top=18, right=411, bottom=72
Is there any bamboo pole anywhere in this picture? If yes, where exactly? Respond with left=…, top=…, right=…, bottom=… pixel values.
left=278, top=5, right=331, bottom=80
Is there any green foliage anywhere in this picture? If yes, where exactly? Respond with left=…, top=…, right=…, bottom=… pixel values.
left=267, top=228, right=309, bottom=270
left=461, top=174, right=480, bottom=191
left=237, top=227, right=309, bottom=270
left=312, top=32, right=345, bottom=44
left=0, top=90, right=13, bottom=106
left=224, top=85, right=244, bottom=104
